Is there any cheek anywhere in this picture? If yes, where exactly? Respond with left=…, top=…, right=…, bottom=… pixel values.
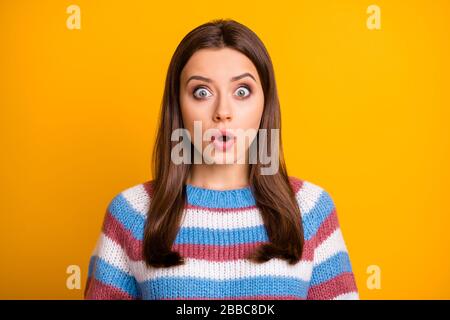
left=239, top=96, right=264, bottom=130
left=180, top=97, right=214, bottom=146
left=180, top=99, right=197, bottom=130
left=180, top=95, right=213, bottom=123
left=179, top=94, right=191, bottom=123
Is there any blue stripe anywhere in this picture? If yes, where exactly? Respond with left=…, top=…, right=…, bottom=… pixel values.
left=139, top=276, right=308, bottom=299
left=88, top=255, right=140, bottom=298
left=302, top=190, right=335, bottom=240
left=186, top=184, right=256, bottom=209
left=88, top=255, right=95, bottom=278
left=108, top=194, right=145, bottom=241
left=175, top=225, right=269, bottom=245
left=310, top=251, right=352, bottom=286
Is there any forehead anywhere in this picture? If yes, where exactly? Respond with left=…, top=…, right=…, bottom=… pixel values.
left=180, top=47, right=259, bottom=83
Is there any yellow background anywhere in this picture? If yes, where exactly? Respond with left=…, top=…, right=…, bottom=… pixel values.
left=1, top=0, right=449, bottom=299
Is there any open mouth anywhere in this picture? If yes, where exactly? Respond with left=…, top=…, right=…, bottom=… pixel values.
left=212, top=134, right=232, bottom=142
left=211, top=129, right=235, bottom=151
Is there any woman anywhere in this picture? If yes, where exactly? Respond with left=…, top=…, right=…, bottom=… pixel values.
left=84, top=19, right=359, bottom=300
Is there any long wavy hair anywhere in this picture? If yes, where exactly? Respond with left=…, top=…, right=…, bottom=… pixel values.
left=143, top=18, right=304, bottom=268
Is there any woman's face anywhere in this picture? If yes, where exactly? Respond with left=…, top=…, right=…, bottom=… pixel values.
left=179, top=47, right=265, bottom=164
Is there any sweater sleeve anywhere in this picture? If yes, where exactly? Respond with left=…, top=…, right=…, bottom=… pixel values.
left=84, top=194, right=141, bottom=300
left=306, top=189, right=359, bottom=300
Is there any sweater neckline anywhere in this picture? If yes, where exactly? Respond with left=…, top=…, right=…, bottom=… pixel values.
left=185, top=183, right=255, bottom=209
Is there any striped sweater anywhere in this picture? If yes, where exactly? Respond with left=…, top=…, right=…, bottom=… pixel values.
left=84, top=177, right=359, bottom=300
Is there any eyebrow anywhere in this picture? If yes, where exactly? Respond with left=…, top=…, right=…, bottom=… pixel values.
left=186, top=72, right=257, bottom=86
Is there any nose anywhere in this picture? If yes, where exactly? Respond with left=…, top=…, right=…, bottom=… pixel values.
left=212, top=96, right=232, bottom=122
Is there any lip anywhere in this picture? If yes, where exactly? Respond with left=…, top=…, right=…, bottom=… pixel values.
left=211, top=129, right=236, bottom=152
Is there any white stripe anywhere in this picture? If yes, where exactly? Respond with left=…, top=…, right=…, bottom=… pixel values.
left=94, top=232, right=133, bottom=276
left=314, top=228, right=348, bottom=265
left=129, top=257, right=313, bottom=284
left=180, top=207, right=265, bottom=229
left=296, top=181, right=324, bottom=217
left=121, top=184, right=151, bottom=217
left=333, top=291, right=359, bottom=300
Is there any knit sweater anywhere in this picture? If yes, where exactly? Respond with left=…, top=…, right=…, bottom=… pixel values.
left=84, top=177, right=359, bottom=300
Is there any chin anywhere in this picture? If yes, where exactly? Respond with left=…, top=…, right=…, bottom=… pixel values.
left=207, top=152, right=247, bottom=165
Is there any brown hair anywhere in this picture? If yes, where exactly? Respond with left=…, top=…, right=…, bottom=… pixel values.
left=143, top=18, right=304, bottom=268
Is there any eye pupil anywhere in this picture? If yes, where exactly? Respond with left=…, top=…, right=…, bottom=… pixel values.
left=194, top=88, right=210, bottom=99
left=236, top=87, right=249, bottom=97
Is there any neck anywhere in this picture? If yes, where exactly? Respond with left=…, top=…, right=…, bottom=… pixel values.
left=187, top=163, right=250, bottom=190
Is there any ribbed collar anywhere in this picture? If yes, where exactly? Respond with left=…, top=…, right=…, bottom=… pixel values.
left=185, top=184, right=256, bottom=209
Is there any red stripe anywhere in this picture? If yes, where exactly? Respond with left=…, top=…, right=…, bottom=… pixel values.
left=300, top=238, right=315, bottom=261
left=172, top=242, right=264, bottom=261
left=309, top=208, right=339, bottom=247
left=102, top=211, right=143, bottom=261
left=289, top=176, right=304, bottom=194
left=84, top=276, right=137, bottom=300
left=172, top=238, right=314, bottom=262
left=142, top=180, right=154, bottom=198
left=307, top=272, right=358, bottom=300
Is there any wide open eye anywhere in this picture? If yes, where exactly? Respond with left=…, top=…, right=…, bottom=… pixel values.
left=193, top=87, right=212, bottom=99
left=234, top=86, right=251, bottom=98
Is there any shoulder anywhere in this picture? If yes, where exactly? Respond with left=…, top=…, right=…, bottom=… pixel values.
left=103, top=180, right=155, bottom=241
left=107, top=180, right=154, bottom=213
left=288, top=176, right=336, bottom=215
left=288, top=176, right=338, bottom=240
